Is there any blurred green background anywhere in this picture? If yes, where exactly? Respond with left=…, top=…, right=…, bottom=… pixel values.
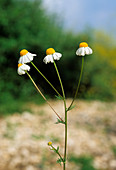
left=0, top=0, right=116, bottom=114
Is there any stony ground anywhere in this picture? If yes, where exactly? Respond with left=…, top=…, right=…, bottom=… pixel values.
left=0, top=99, right=116, bottom=170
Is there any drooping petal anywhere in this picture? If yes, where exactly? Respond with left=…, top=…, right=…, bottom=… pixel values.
left=88, top=47, right=93, bottom=54
left=76, top=48, right=81, bottom=55
left=76, top=47, right=85, bottom=56
left=27, top=52, right=35, bottom=61
left=18, top=56, right=23, bottom=64
left=43, top=51, right=62, bottom=64
left=43, top=55, right=54, bottom=64
left=85, top=47, right=90, bottom=55
left=43, top=56, right=47, bottom=64
left=48, top=55, right=54, bottom=63
left=18, top=55, right=33, bottom=64
left=53, top=52, right=62, bottom=60
left=50, top=55, right=54, bottom=63
left=18, top=69, right=25, bottom=75
left=43, top=56, right=48, bottom=64
left=85, top=47, right=93, bottom=55
left=17, top=64, right=30, bottom=75
left=18, top=52, right=36, bottom=64
left=28, top=52, right=36, bottom=57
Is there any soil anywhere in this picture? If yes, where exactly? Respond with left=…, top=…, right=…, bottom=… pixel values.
left=0, top=99, right=116, bottom=170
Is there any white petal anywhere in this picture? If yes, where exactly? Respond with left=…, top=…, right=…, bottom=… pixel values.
left=43, top=56, right=47, bottom=64
left=26, top=53, right=33, bottom=61
left=76, top=48, right=81, bottom=55
left=17, top=68, right=25, bottom=75
left=17, top=64, right=30, bottom=75
left=43, top=55, right=53, bottom=64
left=85, top=47, right=93, bottom=55
left=28, top=52, right=37, bottom=57
left=85, top=47, right=90, bottom=55
left=53, top=52, right=62, bottom=60
left=50, top=55, right=54, bottom=63
left=22, top=64, right=30, bottom=71
left=48, top=55, right=53, bottom=63
left=43, top=56, right=48, bottom=64
left=76, top=47, right=85, bottom=56
left=88, top=47, right=93, bottom=54
left=18, top=56, right=24, bottom=64
left=18, top=55, right=29, bottom=64
left=18, top=52, right=36, bottom=64
left=76, top=49, right=79, bottom=55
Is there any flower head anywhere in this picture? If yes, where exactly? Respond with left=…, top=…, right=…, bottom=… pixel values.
left=43, top=48, right=62, bottom=64
left=48, top=141, right=52, bottom=146
left=18, top=49, right=36, bottom=64
left=76, top=42, right=93, bottom=56
left=17, top=63, right=30, bottom=75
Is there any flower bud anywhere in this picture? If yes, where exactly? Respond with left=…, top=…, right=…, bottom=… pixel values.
left=48, top=141, right=52, bottom=146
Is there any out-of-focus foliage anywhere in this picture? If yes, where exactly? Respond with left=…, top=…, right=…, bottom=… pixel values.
left=81, top=32, right=116, bottom=100
left=69, top=155, right=96, bottom=170
left=0, top=0, right=116, bottom=114
left=0, top=0, right=65, bottom=114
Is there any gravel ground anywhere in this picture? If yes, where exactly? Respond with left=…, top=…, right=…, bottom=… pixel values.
left=0, top=99, right=116, bottom=170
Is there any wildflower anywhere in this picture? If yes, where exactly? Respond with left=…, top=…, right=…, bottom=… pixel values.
left=76, top=42, right=93, bottom=56
left=18, top=49, right=36, bottom=64
left=17, top=63, right=30, bottom=75
left=43, top=48, right=62, bottom=64
left=48, top=141, right=52, bottom=146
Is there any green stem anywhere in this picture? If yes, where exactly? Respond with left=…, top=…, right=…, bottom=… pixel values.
left=26, top=71, right=64, bottom=122
left=53, top=61, right=66, bottom=101
left=51, top=145, right=63, bottom=162
left=31, top=62, right=62, bottom=98
left=68, top=56, right=84, bottom=111
left=53, top=61, right=67, bottom=170
left=63, top=110, right=67, bottom=170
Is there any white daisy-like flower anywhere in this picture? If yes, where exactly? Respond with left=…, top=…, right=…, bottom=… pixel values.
left=18, top=49, right=36, bottom=64
left=43, top=48, right=62, bottom=64
left=17, top=63, right=30, bottom=75
left=76, top=42, right=93, bottom=56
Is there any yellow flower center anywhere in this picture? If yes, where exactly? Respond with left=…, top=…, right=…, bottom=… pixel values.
left=20, top=49, right=28, bottom=56
left=79, top=42, right=88, bottom=48
left=18, top=63, right=23, bottom=67
left=46, top=48, right=55, bottom=55
left=48, top=141, right=52, bottom=146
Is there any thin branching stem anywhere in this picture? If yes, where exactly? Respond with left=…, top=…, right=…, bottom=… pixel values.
left=31, top=62, right=62, bottom=98
left=68, top=56, right=84, bottom=111
left=51, top=145, right=63, bottom=162
left=26, top=71, right=64, bottom=122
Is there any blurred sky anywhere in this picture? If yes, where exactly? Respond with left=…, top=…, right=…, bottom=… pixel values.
left=43, top=0, right=116, bottom=35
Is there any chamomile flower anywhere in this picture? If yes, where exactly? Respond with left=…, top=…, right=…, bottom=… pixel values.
left=18, top=49, right=36, bottom=64
left=76, top=42, right=93, bottom=56
left=43, top=48, right=62, bottom=64
left=17, top=63, right=30, bottom=75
